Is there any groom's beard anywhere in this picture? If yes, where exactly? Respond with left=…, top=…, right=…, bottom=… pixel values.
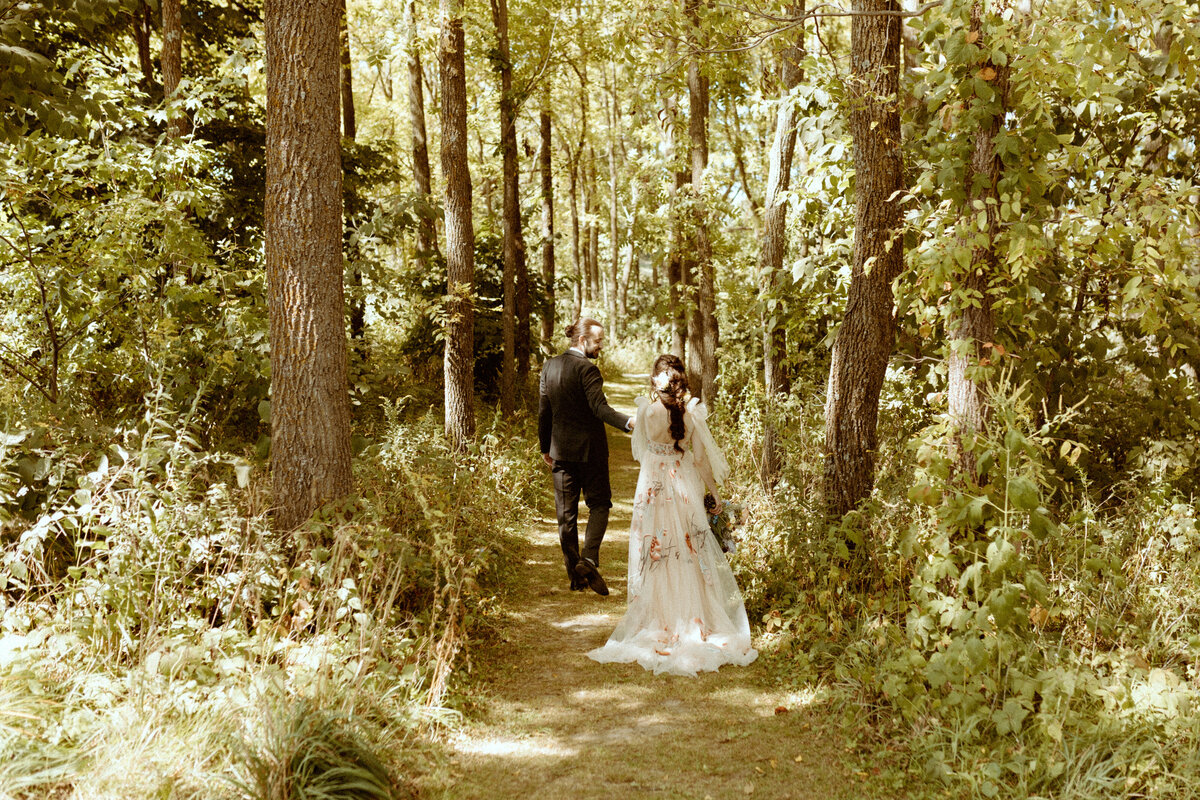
left=584, top=343, right=601, bottom=359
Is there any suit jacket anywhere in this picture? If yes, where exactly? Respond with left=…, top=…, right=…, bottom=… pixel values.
left=539, top=350, right=630, bottom=463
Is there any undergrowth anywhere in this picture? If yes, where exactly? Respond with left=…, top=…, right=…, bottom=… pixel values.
left=0, top=393, right=537, bottom=799
left=722, top=369, right=1200, bottom=799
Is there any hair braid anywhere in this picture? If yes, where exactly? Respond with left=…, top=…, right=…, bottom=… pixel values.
left=651, top=354, right=689, bottom=454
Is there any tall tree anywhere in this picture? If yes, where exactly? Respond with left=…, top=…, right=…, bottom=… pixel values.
left=823, top=0, right=904, bottom=520
left=133, top=1, right=156, bottom=96
left=264, top=0, right=353, bottom=532
left=685, top=0, right=717, bottom=403
left=161, top=0, right=186, bottom=139
left=440, top=0, right=476, bottom=449
left=539, top=96, right=556, bottom=351
left=339, top=0, right=365, bottom=343
left=759, top=1, right=805, bottom=488
left=492, top=0, right=518, bottom=416
left=566, top=147, right=583, bottom=320
left=659, top=89, right=688, bottom=360
left=338, top=0, right=356, bottom=140
left=491, top=0, right=530, bottom=409
left=406, top=0, right=438, bottom=261
left=947, top=1, right=1011, bottom=480
left=605, top=61, right=621, bottom=341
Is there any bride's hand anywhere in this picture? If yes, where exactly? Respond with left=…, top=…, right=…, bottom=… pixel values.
left=712, top=498, right=723, bottom=515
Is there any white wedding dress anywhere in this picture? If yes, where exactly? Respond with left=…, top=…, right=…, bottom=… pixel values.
left=587, top=397, right=757, bottom=677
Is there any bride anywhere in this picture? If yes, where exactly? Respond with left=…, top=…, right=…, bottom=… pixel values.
left=588, top=354, right=757, bottom=676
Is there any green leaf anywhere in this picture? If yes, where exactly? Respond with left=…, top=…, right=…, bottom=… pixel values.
left=993, top=697, right=1029, bottom=735
left=1006, top=476, right=1039, bottom=511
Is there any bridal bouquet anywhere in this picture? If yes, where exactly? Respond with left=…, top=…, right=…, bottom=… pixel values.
left=704, top=494, right=744, bottom=555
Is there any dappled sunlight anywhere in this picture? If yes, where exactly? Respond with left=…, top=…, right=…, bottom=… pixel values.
left=550, top=612, right=616, bottom=631
left=442, top=369, right=858, bottom=799
left=451, top=735, right=579, bottom=760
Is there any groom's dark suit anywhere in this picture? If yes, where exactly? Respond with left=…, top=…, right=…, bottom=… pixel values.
left=539, top=350, right=630, bottom=588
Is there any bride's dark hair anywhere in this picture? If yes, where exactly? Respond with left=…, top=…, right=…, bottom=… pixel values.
left=651, top=354, right=688, bottom=453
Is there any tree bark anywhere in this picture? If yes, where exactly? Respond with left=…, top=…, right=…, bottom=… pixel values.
left=134, top=0, right=156, bottom=96
left=339, top=0, right=357, bottom=140
left=439, top=0, right=476, bottom=449
left=502, top=6, right=530, bottom=389
left=947, top=1, right=1010, bottom=480
left=492, top=0, right=518, bottom=416
left=619, top=184, right=638, bottom=324
left=539, top=102, right=556, bottom=351
left=567, top=152, right=583, bottom=320
left=822, top=0, right=904, bottom=520
left=685, top=0, right=717, bottom=403
left=659, top=91, right=687, bottom=361
left=760, top=1, right=805, bottom=488
left=339, top=0, right=365, bottom=344
left=605, top=62, right=621, bottom=341
left=586, top=152, right=600, bottom=307
left=406, top=0, right=438, bottom=261
left=161, top=0, right=186, bottom=139
left=264, top=0, right=353, bottom=533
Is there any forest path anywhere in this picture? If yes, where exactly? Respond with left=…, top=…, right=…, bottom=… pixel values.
left=440, top=372, right=866, bottom=800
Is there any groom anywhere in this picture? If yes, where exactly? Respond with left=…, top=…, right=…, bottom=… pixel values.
left=539, top=317, right=632, bottom=596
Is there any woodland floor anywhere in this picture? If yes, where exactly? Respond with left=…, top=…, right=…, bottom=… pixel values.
left=434, top=373, right=894, bottom=800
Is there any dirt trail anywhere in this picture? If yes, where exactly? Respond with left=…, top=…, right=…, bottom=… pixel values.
left=442, top=373, right=867, bottom=800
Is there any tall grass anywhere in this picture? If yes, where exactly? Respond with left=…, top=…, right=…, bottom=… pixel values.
left=0, top=392, right=538, bottom=798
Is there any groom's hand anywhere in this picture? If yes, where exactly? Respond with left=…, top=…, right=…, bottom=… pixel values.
left=542, top=453, right=555, bottom=468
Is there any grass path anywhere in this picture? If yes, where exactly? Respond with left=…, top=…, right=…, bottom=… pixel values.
left=439, top=373, right=871, bottom=799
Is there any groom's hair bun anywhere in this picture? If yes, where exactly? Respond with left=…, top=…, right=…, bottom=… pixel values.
left=566, top=317, right=602, bottom=343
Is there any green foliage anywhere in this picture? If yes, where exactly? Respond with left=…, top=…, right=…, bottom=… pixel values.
left=234, top=697, right=407, bottom=800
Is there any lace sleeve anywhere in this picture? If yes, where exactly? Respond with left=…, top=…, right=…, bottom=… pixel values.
left=687, top=398, right=729, bottom=486
left=631, top=395, right=650, bottom=463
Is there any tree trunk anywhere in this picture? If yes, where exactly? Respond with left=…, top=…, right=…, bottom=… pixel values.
left=685, top=0, right=717, bottom=403
left=568, top=153, right=583, bottom=320
left=659, top=91, right=687, bottom=361
left=264, top=0, right=353, bottom=533
left=439, top=0, right=476, bottom=449
left=605, top=62, right=620, bottom=341
left=161, top=0, right=186, bottom=139
left=134, top=1, right=156, bottom=96
left=823, top=0, right=904, bottom=520
left=948, top=1, right=1010, bottom=480
left=539, top=102, right=556, bottom=351
left=618, top=185, right=638, bottom=325
left=586, top=152, right=600, bottom=307
left=339, top=0, right=365, bottom=344
left=406, top=0, right=438, bottom=261
left=760, top=1, right=805, bottom=489
left=492, top=0, right=517, bottom=417
left=339, top=0, right=356, bottom=140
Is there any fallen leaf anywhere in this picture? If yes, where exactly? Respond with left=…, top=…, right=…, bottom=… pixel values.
left=979, top=66, right=997, bottom=81
left=794, top=754, right=804, bottom=763
left=743, top=784, right=755, bottom=795
left=774, top=705, right=789, bottom=715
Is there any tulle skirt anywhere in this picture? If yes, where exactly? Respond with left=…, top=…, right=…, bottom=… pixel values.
left=587, top=442, right=757, bottom=677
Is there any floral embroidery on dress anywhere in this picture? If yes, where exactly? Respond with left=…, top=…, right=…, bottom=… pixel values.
left=587, top=399, right=757, bottom=676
